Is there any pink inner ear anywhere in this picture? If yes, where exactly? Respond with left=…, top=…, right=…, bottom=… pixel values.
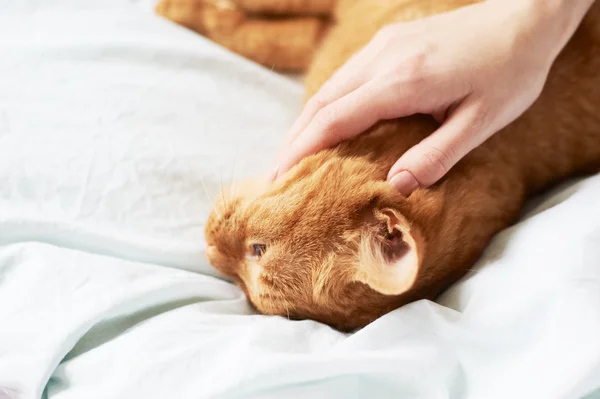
left=356, top=224, right=420, bottom=295
left=383, top=230, right=411, bottom=263
left=355, top=207, right=423, bottom=295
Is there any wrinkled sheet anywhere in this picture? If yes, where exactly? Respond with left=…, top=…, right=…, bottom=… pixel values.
left=0, top=1, right=599, bottom=398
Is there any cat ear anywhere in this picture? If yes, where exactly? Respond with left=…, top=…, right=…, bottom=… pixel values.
left=354, top=208, right=423, bottom=296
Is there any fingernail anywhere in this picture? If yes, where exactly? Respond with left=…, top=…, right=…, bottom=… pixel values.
left=389, top=171, right=419, bottom=196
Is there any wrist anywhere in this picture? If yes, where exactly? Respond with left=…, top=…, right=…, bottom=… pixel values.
left=496, top=0, right=594, bottom=62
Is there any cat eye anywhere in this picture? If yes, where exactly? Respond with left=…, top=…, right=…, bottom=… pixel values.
left=250, top=243, right=267, bottom=259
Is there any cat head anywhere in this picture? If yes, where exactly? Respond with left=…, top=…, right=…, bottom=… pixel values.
left=204, top=151, right=430, bottom=331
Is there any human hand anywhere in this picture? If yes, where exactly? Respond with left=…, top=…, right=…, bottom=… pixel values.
left=272, top=0, right=593, bottom=195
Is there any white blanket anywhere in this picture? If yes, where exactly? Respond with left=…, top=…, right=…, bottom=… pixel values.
left=1, top=1, right=599, bottom=398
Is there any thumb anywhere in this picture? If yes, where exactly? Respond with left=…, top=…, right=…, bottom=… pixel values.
left=387, top=99, right=486, bottom=195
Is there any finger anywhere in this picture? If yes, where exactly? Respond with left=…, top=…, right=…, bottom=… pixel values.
left=276, top=79, right=390, bottom=177
left=387, top=98, right=488, bottom=195
left=275, top=46, right=372, bottom=162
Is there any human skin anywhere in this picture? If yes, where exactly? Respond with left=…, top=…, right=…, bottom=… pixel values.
left=272, top=0, right=596, bottom=195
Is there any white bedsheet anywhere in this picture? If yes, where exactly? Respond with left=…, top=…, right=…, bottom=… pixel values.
left=0, top=1, right=599, bottom=398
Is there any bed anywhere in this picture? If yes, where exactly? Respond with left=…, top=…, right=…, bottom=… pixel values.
left=1, top=1, right=599, bottom=398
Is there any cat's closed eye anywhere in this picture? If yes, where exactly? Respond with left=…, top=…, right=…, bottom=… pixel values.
left=249, top=243, right=267, bottom=259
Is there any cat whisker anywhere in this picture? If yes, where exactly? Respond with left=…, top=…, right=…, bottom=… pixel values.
left=229, top=182, right=238, bottom=206
left=219, top=169, right=226, bottom=207
left=230, top=160, right=238, bottom=200
left=200, top=176, right=222, bottom=220
left=279, top=295, right=292, bottom=321
left=262, top=285, right=292, bottom=320
left=199, top=176, right=213, bottom=203
left=267, top=289, right=277, bottom=314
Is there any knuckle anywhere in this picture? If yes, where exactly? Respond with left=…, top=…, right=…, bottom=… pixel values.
left=417, top=146, right=455, bottom=182
left=398, top=48, right=429, bottom=81
left=307, top=95, right=329, bottom=111
left=472, top=102, right=491, bottom=130
left=386, top=52, right=431, bottom=97
left=390, top=75, right=420, bottom=100
left=313, top=106, right=343, bottom=139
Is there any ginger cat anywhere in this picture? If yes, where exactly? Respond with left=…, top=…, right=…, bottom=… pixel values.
left=205, top=0, right=600, bottom=331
